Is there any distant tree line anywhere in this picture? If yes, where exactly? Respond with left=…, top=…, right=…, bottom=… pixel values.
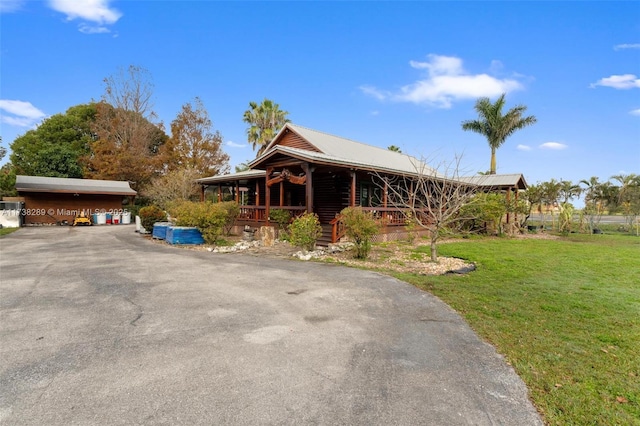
left=1, top=65, right=291, bottom=208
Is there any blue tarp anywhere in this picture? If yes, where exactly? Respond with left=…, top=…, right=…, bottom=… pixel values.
left=166, top=226, right=204, bottom=245
left=152, top=222, right=172, bottom=240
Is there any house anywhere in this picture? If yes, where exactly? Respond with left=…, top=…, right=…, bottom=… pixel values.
left=15, top=175, right=137, bottom=225
left=197, top=123, right=527, bottom=243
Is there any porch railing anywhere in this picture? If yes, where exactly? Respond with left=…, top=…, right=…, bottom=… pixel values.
left=360, top=207, right=408, bottom=226
left=238, top=206, right=307, bottom=222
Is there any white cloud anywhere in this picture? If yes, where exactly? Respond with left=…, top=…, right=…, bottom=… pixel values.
left=0, top=100, right=46, bottom=128
left=539, top=142, right=568, bottom=150
left=48, top=0, right=121, bottom=24
left=590, top=74, right=640, bottom=90
left=361, top=54, right=524, bottom=109
left=630, top=109, right=640, bottom=116
left=0, top=0, right=25, bottom=13
left=226, top=141, right=246, bottom=148
left=517, top=144, right=532, bottom=151
left=0, top=99, right=46, bottom=119
left=614, top=43, right=640, bottom=51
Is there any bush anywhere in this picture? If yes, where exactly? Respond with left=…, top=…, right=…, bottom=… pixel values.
left=340, top=207, right=380, bottom=259
left=270, top=208, right=292, bottom=239
left=139, top=205, right=167, bottom=233
left=217, top=201, right=240, bottom=236
left=289, top=212, right=322, bottom=251
left=169, top=201, right=227, bottom=244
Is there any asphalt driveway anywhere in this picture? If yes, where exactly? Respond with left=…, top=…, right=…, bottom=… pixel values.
left=0, top=226, right=542, bottom=425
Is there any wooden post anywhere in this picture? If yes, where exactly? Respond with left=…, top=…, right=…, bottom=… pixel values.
left=200, top=185, right=205, bottom=202
left=350, top=171, right=356, bottom=207
left=255, top=180, right=260, bottom=206
left=235, top=181, right=240, bottom=204
left=265, top=167, right=272, bottom=224
left=217, top=185, right=222, bottom=203
left=304, top=163, right=313, bottom=213
left=280, top=181, right=284, bottom=207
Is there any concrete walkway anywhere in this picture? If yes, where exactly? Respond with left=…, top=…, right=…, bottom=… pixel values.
left=0, top=226, right=542, bottom=425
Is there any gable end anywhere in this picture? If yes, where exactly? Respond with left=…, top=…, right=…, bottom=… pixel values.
left=277, top=129, right=321, bottom=153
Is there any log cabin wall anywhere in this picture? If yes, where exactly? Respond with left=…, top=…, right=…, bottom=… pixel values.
left=313, top=170, right=351, bottom=223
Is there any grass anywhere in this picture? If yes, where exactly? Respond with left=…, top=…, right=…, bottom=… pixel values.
left=393, top=234, right=639, bottom=425
left=0, top=227, right=19, bottom=237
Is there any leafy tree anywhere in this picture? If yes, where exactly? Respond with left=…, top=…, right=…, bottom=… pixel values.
left=143, top=167, right=202, bottom=209
left=161, top=97, right=229, bottom=177
left=84, top=66, right=168, bottom=190
left=0, top=137, right=6, bottom=161
left=235, top=162, right=250, bottom=173
left=580, top=177, right=608, bottom=233
left=522, top=183, right=544, bottom=225
left=0, top=163, right=17, bottom=197
left=541, top=179, right=561, bottom=229
left=461, top=93, right=537, bottom=174
left=242, top=99, right=290, bottom=156
left=10, top=103, right=96, bottom=178
left=387, top=145, right=402, bottom=153
left=611, top=174, right=640, bottom=232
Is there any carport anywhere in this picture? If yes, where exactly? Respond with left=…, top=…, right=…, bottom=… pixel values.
left=15, top=175, right=136, bottom=225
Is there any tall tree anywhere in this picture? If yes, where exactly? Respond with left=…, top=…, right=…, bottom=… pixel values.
left=161, top=97, right=229, bottom=177
left=558, top=180, right=581, bottom=204
left=461, top=93, right=537, bottom=174
left=10, top=103, right=96, bottom=178
left=242, top=99, right=290, bottom=156
left=84, top=66, right=167, bottom=189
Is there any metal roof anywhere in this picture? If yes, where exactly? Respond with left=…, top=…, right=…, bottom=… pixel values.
left=254, top=123, right=442, bottom=177
left=197, top=124, right=526, bottom=190
left=16, top=175, right=137, bottom=195
left=196, top=169, right=266, bottom=184
left=458, top=174, right=528, bottom=189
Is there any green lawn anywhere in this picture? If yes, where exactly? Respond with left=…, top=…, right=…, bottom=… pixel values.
left=0, top=227, right=19, bottom=237
left=395, top=234, right=640, bottom=425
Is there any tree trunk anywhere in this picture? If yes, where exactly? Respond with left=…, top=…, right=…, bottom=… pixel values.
left=430, top=234, right=438, bottom=262
left=490, top=147, right=497, bottom=175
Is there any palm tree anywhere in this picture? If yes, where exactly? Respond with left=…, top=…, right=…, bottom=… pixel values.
left=461, top=93, right=537, bottom=174
left=387, top=145, right=402, bottom=153
left=558, top=180, right=582, bottom=204
left=242, top=99, right=290, bottom=156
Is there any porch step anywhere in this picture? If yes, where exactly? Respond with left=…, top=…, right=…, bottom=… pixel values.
left=316, top=224, right=333, bottom=247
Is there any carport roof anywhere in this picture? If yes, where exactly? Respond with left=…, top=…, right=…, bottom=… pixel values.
left=16, top=175, right=137, bottom=196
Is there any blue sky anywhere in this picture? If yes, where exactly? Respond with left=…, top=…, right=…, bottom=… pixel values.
left=1, top=1, right=639, bottom=192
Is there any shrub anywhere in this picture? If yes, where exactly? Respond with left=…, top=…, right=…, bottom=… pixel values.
left=139, top=205, right=166, bottom=233
left=270, top=208, right=292, bottom=239
left=217, top=201, right=240, bottom=236
left=340, top=207, right=380, bottom=259
left=289, top=212, right=322, bottom=251
left=169, top=201, right=227, bottom=244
